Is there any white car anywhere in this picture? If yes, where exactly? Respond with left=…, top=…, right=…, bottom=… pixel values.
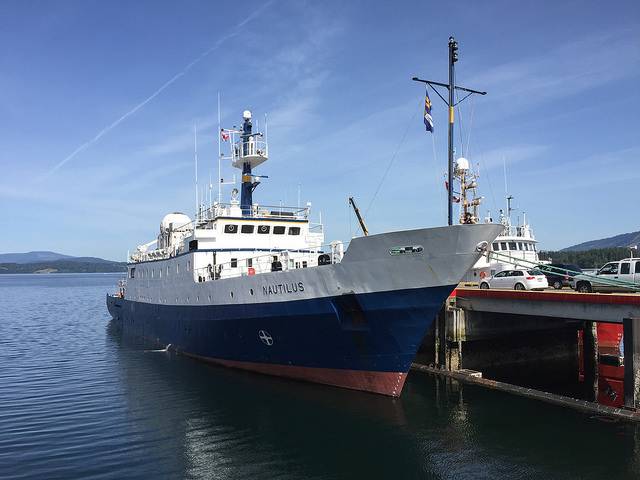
left=479, top=269, right=549, bottom=291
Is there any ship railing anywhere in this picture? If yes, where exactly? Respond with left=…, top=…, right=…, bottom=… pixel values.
left=199, top=202, right=311, bottom=221
left=193, top=244, right=347, bottom=283
left=232, top=139, right=268, bottom=163
left=500, top=224, right=534, bottom=239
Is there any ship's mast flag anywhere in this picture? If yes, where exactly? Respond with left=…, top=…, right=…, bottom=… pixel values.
left=424, top=88, right=434, bottom=133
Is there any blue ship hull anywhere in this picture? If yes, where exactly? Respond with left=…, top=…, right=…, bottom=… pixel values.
left=107, top=284, right=454, bottom=396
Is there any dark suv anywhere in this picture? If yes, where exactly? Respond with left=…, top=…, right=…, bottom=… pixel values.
left=540, top=263, right=582, bottom=289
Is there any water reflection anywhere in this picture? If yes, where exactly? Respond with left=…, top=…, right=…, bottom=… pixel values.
left=106, top=321, right=418, bottom=479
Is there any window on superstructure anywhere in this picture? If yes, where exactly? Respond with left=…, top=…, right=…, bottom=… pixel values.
left=151, top=269, right=154, bottom=278
left=231, top=258, right=238, bottom=268
left=247, top=258, right=253, bottom=267
left=166, top=266, right=169, bottom=276
left=635, top=262, right=640, bottom=274
left=130, top=267, right=135, bottom=279
left=176, top=263, right=180, bottom=274
left=288, top=227, right=301, bottom=235
left=187, top=260, right=191, bottom=270
left=159, top=268, right=162, bottom=278
left=302, top=261, right=307, bottom=268
left=241, top=225, right=254, bottom=234
left=274, top=226, right=285, bottom=235
left=492, top=242, right=500, bottom=251
left=518, top=242, right=524, bottom=250
left=500, top=242, right=507, bottom=250
left=224, top=224, right=238, bottom=234
left=257, top=225, right=270, bottom=234
left=509, top=242, right=517, bottom=250
left=621, top=263, right=631, bottom=274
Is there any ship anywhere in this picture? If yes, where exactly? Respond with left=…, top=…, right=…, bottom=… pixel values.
left=447, top=157, right=545, bottom=282
left=107, top=109, right=503, bottom=396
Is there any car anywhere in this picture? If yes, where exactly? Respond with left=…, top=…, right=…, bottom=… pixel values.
left=572, top=258, right=640, bottom=293
left=479, top=268, right=549, bottom=291
left=539, top=263, right=582, bottom=290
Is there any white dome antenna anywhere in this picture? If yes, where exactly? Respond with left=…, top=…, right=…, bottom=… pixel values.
left=455, top=157, right=470, bottom=171
left=242, top=110, right=252, bottom=120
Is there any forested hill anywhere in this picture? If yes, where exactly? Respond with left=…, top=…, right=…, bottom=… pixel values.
left=0, top=260, right=126, bottom=274
left=562, top=231, right=640, bottom=252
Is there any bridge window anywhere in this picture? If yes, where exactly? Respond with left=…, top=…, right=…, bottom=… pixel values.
left=636, top=262, right=640, bottom=274
left=231, top=258, right=238, bottom=268
left=224, top=224, right=238, bottom=234
left=509, top=242, right=517, bottom=250
left=621, top=262, right=630, bottom=274
left=492, top=242, right=500, bottom=251
left=518, top=242, right=524, bottom=250
left=241, top=225, right=254, bottom=234
left=247, top=258, right=253, bottom=267
left=130, top=267, right=135, bottom=279
left=257, top=225, right=270, bottom=234
left=273, top=226, right=285, bottom=235
left=288, top=227, right=301, bottom=235
left=302, top=261, right=308, bottom=268
left=500, top=242, right=507, bottom=250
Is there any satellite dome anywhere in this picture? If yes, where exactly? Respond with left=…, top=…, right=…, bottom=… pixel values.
left=456, top=157, right=470, bottom=171
left=243, top=110, right=252, bottom=120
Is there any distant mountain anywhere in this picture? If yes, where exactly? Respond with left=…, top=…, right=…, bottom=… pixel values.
left=0, top=260, right=126, bottom=274
left=0, top=251, right=118, bottom=264
left=562, top=230, right=640, bottom=252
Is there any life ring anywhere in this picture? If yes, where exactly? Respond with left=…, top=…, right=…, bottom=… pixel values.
left=480, top=271, right=487, bottom=279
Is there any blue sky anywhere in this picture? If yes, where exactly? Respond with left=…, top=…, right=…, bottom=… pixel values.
left=0, top=0, right=639, bottom=260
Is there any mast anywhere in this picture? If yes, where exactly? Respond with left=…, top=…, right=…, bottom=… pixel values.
left=412, top=37, right=486, bottom=226
left=217, top=92, right=222, bottom=205
left=240, top=111, right=253, bottom=215
left=447, top=37, right=458, bottom=226
left=194, top=123, right=198, bottom=220
left=228, top=110, right=268, bottom=216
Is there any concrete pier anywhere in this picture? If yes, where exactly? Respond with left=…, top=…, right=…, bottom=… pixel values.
left=419, top=288, right=640, bottom=421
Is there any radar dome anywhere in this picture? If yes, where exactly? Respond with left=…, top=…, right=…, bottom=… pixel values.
left=455, top=157, right=470, bottom=171
left=160, top=212, right=191, bottom=231
left=242, top=110, right=252, bottom=120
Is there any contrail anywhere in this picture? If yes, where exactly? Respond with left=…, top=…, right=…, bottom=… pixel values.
left=45, top=2, right=272, bottom=178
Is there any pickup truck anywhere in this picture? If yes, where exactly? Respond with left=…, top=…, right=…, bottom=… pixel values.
left=572, top=258, right=640, bottom=293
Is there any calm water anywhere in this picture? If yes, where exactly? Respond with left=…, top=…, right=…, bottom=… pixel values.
left=1, top=274, right=640, bottom=479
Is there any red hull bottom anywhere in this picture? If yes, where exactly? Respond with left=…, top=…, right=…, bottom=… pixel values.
left=185, top=353, right=408, bottom=397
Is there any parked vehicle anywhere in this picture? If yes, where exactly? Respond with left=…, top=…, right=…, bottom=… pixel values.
left=479, top=269, right=549, bottom=291
left=540, top=263, right=582, bottom=290
left=572, top=258, right=640, bottom=293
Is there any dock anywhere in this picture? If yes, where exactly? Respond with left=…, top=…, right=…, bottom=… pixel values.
left=414, top=287, right=640, bottom=420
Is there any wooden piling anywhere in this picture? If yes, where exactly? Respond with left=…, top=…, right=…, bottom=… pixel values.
left=583, top=321, right=599, bottom=402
